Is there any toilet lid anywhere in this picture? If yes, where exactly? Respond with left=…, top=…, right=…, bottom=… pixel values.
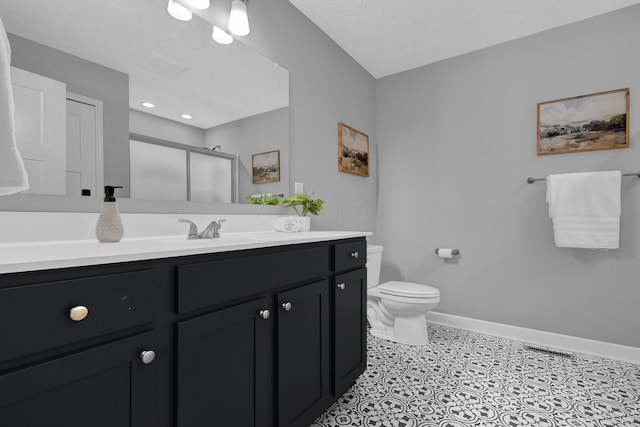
left=378, top=281, right=440, bottom=298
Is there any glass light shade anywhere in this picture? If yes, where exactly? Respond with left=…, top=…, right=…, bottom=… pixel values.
left=181, top=114, right=193, bottom=120
left=212, top=26, right=233, bottom=45
left=167, top=0, right=192, bottom=21
left=185, top=0, right=210, bottom=9
left=228, top=0, right=250, bottom=36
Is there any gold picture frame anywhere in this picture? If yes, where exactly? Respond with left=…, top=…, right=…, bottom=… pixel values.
left=252, top=150, right=280, bottom=184
left=537, top=88, right=629, bottom=155
left=338, top=122, right=369, bottom=177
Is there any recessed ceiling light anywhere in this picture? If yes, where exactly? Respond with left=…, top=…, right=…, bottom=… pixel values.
left=141, top=102, right=155, bottom=108
left=212, top=26, right=233, bottom=45
left=167, top=0, right=192, bottom=21
left=186, top=0, right=210, bottom=9
left=181, top=114, right=193, bottom=120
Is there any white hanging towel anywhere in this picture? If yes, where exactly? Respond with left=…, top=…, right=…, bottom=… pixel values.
left=0, top=15, right=29, bottom=195
left=546, top=171, right=621, bottom=249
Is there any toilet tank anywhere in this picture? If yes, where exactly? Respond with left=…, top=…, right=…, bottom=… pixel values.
left=366, top=245, right=383, bottom=288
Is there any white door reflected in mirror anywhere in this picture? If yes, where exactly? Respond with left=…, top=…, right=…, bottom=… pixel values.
left=65, top=94, right=104, bottom=197
left=12, top=67, right=104, bottom=197
left=12, top=67, right=66, bottom=195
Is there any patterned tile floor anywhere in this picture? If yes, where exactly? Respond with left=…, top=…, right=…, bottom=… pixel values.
left=312, top=324, right=640, bottom=427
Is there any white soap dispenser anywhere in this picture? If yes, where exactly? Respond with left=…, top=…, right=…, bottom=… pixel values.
left=96, top=185, right=124, bottom=243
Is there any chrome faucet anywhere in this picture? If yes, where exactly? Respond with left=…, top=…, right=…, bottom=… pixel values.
left=178, top=219, right=226, bottom=239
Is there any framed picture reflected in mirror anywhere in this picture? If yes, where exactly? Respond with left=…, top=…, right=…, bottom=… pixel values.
left=252, top=150, right=280, bottom=184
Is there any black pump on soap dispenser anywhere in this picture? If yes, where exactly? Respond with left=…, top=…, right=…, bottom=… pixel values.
left=103, top=185, right=122, bottom=202
left=96, top=185, right=124, bottom=242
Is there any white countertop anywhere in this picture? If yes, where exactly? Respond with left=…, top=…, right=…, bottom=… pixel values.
left=0, top=231, right=371, bottom=274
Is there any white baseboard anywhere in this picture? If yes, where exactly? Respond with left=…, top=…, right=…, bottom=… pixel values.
left=426, top=311, right=640, bottom=365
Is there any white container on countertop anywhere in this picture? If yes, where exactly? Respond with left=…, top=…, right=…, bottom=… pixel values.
left=95, top=185, right=124, bottom=243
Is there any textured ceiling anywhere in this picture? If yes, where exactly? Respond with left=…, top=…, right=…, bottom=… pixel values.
left=289, top=0, right=640, bottom=78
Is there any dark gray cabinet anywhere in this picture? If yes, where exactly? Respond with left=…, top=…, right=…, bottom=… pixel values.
left=0, top=331, right=161, bottom=427
left=177, top=297, right=273, bottom=427
left=0, top=237, right=367, bottom=427
left=277, top=280, right=332, bottom=427
left=0, top=267, right=166, bottom=427
left=334, top=268, right=367, bottom=397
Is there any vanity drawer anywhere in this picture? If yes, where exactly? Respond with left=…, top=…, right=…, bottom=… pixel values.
left=0, top=269, right=159, bottom=363
left=177, top=245, right=330, bottom=313
left=334, top=240, right=366, bottom=272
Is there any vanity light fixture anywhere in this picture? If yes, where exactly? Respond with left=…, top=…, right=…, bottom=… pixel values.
left=167, top=0, right=192, bottom=21
left=185, top=0, right=210, bottom=9
left=228, top=0, right=250, bottom=36
left=181, top=114, right=193, bottom=120
left=141, top=102, right=155, bottom=108
left=212, top=26, right=233, bottom=45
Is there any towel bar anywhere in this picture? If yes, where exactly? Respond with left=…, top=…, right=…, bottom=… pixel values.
left=527, top=172, right=640, bottom=184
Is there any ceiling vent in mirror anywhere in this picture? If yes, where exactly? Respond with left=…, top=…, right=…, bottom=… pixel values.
left=143, top=51, right=188, bottom=78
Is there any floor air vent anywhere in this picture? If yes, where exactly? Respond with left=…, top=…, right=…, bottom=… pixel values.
left=523, top=344, right=575, bottom=359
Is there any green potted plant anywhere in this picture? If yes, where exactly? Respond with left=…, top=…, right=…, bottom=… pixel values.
left=277, top=193, right=325, bottom=232
left=279, top=193, right=324, bottom=216
left=246, top=193, right=282, bottom=205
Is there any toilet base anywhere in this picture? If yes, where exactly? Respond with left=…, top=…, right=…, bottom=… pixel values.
left=367, top=284, right=439, bottom=347
left=369, top=314, right=430, bottom=346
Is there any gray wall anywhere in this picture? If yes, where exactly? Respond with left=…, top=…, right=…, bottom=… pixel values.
left=8, top=34, right=130, bottom=196
left=243, top=0, right=377, bottom=232
left=375, top=5, right=640, bottom=347
left=205, top=107, right=289, bottom=202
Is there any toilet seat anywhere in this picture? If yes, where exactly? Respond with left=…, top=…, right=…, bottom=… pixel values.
left=379, top=281, right=440, bottom=298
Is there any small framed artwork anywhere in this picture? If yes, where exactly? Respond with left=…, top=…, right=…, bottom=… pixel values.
left=537, top=88, right=629, bottom=155
left=252, top=150, right=280, bottom=184
left=338, top=122, right=370, bottom=177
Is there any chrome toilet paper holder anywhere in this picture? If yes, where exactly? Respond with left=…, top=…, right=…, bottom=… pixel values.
left=434, top=248, right=460, bottom=255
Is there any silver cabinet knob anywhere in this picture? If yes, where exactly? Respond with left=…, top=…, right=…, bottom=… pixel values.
left=69, top=305, right=89, bottom=321
left=140, top=350, right=156, bottom=365
left=337, top=283, right=346, bottom=291
left=259, top=309, right=270, bottom=320
left=350, top=251, right=359, bottom=259
left=281, top=302, right=292, bottom=312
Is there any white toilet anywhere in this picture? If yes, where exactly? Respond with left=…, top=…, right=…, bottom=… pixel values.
left=366, top=245, right=440, bottom=345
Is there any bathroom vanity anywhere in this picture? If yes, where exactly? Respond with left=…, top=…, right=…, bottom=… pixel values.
left=0, top=232, right=368, bottom=427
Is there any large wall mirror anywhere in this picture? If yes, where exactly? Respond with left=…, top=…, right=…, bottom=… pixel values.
left=0, top=0, right=289, bottom=206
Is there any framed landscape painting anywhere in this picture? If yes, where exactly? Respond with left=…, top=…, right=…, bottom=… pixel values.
left=252, top=150, right=280, bottom=184
left=537, top=88, right=629, bottom=155
left=338, top=122, right=369, bottom=177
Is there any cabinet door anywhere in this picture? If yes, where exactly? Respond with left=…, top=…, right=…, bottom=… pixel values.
left=0, top=331, right=161, bottom=427
left=277, top=280, right=331, bottom=427
left=177, top=297, right=273, bottom=427
left=335, top=268, right=367, bottom=397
